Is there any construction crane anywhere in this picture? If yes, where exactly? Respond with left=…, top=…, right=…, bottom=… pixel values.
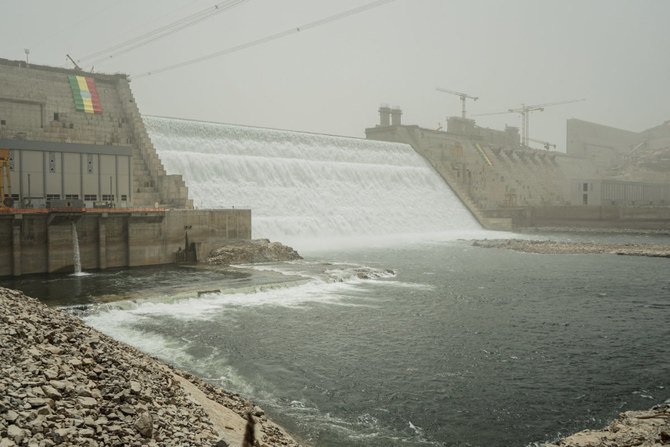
left=0, top=149, right=13, bottom=208
left=474, top=98, right=585, bottom=147
left=436, top=87, right=479, bottom=119
left=527, top=137, right=556, bottom=151
left=66, top=54, right=82, bottom=71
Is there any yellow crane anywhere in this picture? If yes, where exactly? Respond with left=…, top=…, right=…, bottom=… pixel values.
left=0, top=149, right=13, bottom=208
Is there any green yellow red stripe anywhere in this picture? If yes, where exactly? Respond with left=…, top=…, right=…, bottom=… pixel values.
left=68, top=75, right=102, bottom=114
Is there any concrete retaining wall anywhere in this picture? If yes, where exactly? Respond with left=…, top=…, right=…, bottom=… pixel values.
left=0, top=209, right=251, bottom=277
left=522, top=206, right=670, bottom=230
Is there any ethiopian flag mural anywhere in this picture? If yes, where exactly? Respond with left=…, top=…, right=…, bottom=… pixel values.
left=68, top=75, right=102, bottom=114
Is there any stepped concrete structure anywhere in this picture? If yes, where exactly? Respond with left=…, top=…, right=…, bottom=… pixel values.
left=0, top=59, right=250, bottom=276
left=367, top=106, right=670, bottom=231
left=0, top=58, right=190, bottom=209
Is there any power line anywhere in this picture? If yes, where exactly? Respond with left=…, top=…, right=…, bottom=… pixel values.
left=79, top=0, right=249, bottom=65
left=132, top=0, right=397, bottom=79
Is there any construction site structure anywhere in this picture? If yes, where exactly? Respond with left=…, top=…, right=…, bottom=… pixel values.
left=475, top=98, right=585, bottom=148
left=436, top=87, right=479, bottom=119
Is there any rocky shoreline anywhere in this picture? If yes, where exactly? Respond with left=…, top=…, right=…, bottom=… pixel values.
left=472, top=239, right=670, bottom=257
left=2, top=284, right=667, bottom=447
left=0, top=287, right=302, bottom=447
left=544, top=402, right=670, bottom=447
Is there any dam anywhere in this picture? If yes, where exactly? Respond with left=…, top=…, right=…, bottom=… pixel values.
left=367, top=107, right=670, bottom=231
left=146, top=116, right=482, bottom=248
left=0, top=58, right=484, bottom=275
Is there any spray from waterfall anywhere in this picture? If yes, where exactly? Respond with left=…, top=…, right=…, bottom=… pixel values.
left=71, top=221, right=82, bottom=275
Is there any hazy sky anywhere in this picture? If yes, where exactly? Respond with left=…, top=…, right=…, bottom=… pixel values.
left=2, top=0, right=669, bottom=151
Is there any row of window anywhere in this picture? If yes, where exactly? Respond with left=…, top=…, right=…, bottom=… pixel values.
left=5, top=152, right=121, bottom=174
left=4, top=194, right=129, bottom=201
left=0, top=114, right=128, bottom=125
left=3, top=193, right=128, bottom=201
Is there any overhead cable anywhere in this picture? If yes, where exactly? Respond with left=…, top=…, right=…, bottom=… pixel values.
left=79, top=0, right=249, bottom=65
left=132, top=0, right=397, bottom=79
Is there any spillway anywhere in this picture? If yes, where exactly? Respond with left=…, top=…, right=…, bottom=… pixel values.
left=145, top=116, right=481, bottom=247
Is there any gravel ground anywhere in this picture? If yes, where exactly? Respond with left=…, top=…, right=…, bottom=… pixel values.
left=0, top=286, right=302, bottom=447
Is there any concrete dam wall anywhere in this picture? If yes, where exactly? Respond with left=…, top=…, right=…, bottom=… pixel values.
left=145, top=116, right=483, bottom=247
left=366, top=112, right=670, bottom=231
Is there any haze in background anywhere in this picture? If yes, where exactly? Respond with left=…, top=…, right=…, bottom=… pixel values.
left=2, top=0, right=668, bottom=151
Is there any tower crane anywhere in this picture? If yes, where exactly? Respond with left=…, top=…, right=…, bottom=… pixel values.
left=474, top=98, right=585, bottom=148
left=435, top=87, right=478, bottom=119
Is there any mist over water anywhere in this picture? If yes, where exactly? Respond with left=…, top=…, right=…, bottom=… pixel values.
left=145, top=116, right=485, bottom=249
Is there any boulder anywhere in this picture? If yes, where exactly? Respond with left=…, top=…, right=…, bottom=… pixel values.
left=208, top=239, right=302, bottom=266
left=134, top=412, right=153, bottom=438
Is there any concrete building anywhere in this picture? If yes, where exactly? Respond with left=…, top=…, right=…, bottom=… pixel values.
left=566, top=119, right=640, bottom=171
left=0, top=59, right=251, bottom=276
left=367, top=106, right=670, bottom=230
left=0, top=58, right=190, bottom=209
left=570, top=179, right=670, bottom=207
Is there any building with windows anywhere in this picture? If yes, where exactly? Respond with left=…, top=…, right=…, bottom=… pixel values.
left=0, top=57, right=190, bottom=209
left=0, top=59, right=250, bottom=277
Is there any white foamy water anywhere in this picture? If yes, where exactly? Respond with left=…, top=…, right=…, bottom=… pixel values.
left=80, top=263, right=385, bottom=364
left=145, top=116, right=483, bottom=249
left=71, top=222, right=82, bottom=275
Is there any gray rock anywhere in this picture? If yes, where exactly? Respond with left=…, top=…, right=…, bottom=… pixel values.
left=41, top=385, right=61, bottom=400
left=7, top=424, right=26, bottom=443
left=129, top=381, right=141, bottom=394
left=77, top=396, right=97, bottom=408
left=134, top=412, right=153, bottom=438
left=83, top=416, right=96, bottom=426
left=36, top=406, right=51, bottom=416
left=43, top=369, right=58, bottom=380
left=26, top=398, right=51, bottom=408
left=48, top=380, right=67, bottom=391
left=208, top=239, right=302, bottom=266
left=78, top=428, right=95, bottom=437
left=118, top=405, right=136, bottom=415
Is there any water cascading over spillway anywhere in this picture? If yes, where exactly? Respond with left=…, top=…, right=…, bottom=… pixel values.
left=71, top=222, right=82, bottom=275
left=145, top=116, right=482, bottom=246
